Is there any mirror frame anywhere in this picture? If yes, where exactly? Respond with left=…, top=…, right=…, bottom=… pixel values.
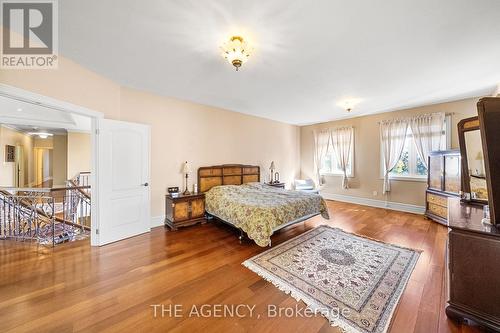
left=477, top=97, right=500, bottom=225
left=458, top=116, right=487, bottom=204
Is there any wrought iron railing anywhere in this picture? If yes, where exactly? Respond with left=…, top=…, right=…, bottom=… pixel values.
left=0, top=184, right=91, bottom=246
left=73, top=172, right=91, bottom=196
left=54, top=184, right=91, bottom=229
left=0, top=189, right=55, bottom=244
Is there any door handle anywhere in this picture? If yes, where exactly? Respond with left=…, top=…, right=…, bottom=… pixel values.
left=142, top=182, right=149, bottom=187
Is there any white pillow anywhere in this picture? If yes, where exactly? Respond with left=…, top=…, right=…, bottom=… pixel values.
left=295, top=179, right=314, bottom=190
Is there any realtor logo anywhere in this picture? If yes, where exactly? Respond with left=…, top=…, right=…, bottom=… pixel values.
left=1, top=0, right=58, bottom=68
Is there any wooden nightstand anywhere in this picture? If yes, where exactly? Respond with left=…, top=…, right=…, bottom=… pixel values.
left=165, top=193, right=206, bottom=230
left=265, top=182, right=286, bottom=189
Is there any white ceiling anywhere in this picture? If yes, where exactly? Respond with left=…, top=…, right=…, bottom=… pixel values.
left=0, top=95, right=91, bottom=132
left=59, top=0, right=500, bottom=125
left=3, top=124, right=67, bottom=135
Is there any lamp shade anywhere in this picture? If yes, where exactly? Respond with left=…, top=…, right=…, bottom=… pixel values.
left=269, top=161, right=276, bottom=170
left=182, top=161, right=191, bottom=174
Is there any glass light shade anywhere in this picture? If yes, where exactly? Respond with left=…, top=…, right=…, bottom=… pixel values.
left=221, top=36, right=251, bottom=70
left=269, top=161, right=276, bottom=170
left=28, top=132, right=53, bottom=139
left=182, top=161, right=191, bottom=174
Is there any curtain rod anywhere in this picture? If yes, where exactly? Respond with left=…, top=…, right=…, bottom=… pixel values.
left=313, top=126, right=353, bottom=133
left=377, top=112, right=455, bottom=124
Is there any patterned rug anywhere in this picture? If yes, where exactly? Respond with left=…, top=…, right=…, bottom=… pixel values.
left=243, top=225, right=421, bottom=333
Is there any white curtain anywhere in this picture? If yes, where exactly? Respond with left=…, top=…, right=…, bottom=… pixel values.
left=313, top=130, right=331, bottom=186
left=380, top=119, right=408, bottom=193
left=331, top=127, right=353, bottom=189
left=409, top=113, right=445, bottom=169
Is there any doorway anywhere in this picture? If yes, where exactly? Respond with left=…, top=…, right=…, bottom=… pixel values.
left=34, top=148, right=53, bottom=187
left=0, top=84, right=151, bottom=246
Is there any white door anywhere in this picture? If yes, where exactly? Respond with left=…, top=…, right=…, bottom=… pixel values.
left=97, top=119, right=151, bottom=245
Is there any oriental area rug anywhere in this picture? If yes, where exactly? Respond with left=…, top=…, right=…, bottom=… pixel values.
left=243, top=225, right=420, bottom=333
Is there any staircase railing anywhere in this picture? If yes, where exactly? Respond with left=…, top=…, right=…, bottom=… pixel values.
left=0, top=184, right=91, bottom=246
left=53, top=182, right=91, bottom=229
left=0, top=189, right=56, bottom=245
left=73, top=172, right=91, bottom=196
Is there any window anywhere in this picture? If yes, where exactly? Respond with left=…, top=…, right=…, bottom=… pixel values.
left=383, top=115, right=450, bottom=180
left=320, top=129, right=354, bottom=176
left=314, top=126, right=354, bottom=189
left=320, top=151, right=353, bottom=176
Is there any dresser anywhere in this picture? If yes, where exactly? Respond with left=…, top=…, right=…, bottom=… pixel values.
left=446, top=198, right=500, bottom=330
left=165, top=193, right=206, bottom=230
left=426, top=150, right=461, bottom=225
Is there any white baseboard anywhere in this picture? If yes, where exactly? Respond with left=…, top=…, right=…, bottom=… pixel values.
left=321, top=192, right=425, bottom=215
left=151, top=215, right=165, bottom=228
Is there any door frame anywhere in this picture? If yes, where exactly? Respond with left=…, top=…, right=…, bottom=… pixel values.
left=14, top=144, right=24, bottom=187
left=0, top=84, right=104, bottom=246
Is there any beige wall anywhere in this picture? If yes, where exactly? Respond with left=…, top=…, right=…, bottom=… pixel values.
left=52, top=134, right=68, bottom=186
left=0, top=60, right=121, bottom=119
left=34, top=137, right=54, bottom=148
left=67, top=132, right=91, bottom=179
left=1, top=52, right=300, bottom=217
left=0, top=125, right=34, bottom=187
left=120, top=87, right=300, bottom=217
left=301, top=98, right=480, bottom=207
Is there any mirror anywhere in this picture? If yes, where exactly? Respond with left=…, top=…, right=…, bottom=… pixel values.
left=458, top=116, right=488, bottom=203
left=477, top=97, right=500, bottom=225
left=465, top=131, right=488, bottom=200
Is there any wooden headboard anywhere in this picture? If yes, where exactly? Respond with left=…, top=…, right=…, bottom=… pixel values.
left=198, top=164, right=260, bottom=193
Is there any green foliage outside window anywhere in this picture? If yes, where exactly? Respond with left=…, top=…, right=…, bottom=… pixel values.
left=392, top=151, right=409, bottom=175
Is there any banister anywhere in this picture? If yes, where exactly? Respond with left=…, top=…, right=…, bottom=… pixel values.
left=66, top=180, right=91, bottom=200
left=1, top=182, right=92, bottom=244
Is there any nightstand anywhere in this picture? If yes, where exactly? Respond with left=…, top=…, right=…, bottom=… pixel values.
left=265, top=182, right=286, bottom=189
left=165, top=193, right=206, bottom=230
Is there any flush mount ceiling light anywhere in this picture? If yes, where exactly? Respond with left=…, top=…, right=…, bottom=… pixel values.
left=28, top=132, right=53, bottom=139
left=220, top=36, right=252, bottom=71
left=337, top=98, right=363, bottom=112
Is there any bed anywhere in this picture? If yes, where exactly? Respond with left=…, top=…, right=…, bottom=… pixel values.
left=198, top=164, right=330, bottom=246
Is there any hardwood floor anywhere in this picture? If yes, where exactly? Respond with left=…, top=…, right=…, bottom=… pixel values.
left=0, top=201, right=484, bottom=333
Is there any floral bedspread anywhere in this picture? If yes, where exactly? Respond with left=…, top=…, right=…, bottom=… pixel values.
left=205, top=183, right=330, bottom=247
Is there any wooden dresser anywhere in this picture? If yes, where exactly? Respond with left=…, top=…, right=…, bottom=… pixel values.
left=165, top=193, right=206, bottom=230
left=425, top=150, right=461, bottom=225
left=426, top=191, right=450, bottom=224
left=446, top=198, right=500, bottom=330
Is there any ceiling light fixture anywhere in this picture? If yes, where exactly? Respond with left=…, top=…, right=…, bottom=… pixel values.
left=337, top=98, right=363, bottom=113
left=28, top=132, right=53, bottom=139
left=220, top=36, right=251, bottom=71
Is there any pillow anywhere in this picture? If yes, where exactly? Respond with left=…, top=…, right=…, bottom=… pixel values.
left=294, top=179, right=314, bottom=190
